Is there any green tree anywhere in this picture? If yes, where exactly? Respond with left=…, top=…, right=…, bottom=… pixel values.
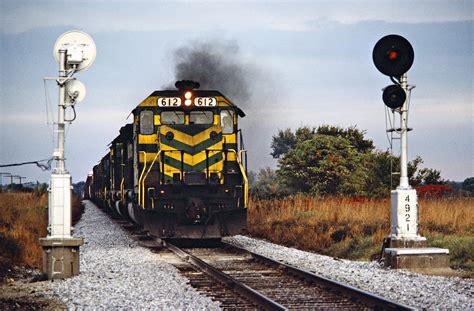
left=461, top=177, right=474, bottom=196
left=277, top=135, right=371, bottom=196
left=250, top=167, right=285, bottom=198
left=407, top=156, right=445, bottom=186
left=269, top=125, right=445, bottom=198
left=270, top=125, right=373, bottom=159
left=270, top=128, right=297, bottom=159
left=365, top=150, right=394, bottom=197
left=316, top=125, right=374, bottom=153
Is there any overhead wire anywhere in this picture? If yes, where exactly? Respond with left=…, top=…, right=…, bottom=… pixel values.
left=0, top=158, right=54, bottom=171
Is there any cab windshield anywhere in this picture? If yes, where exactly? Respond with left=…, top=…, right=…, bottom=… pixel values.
left=190, top=111, right=213, bottom=124
left=161, top=111, right=185, bottom=125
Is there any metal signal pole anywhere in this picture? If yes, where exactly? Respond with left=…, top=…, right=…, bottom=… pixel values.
left=56, top=49, right=67, bottom=175
left=374, top=35, right=449, bottom=271
left=398, top=74, right=409, bottom=189
left=389, top=73, right=423, bottom=242
left=40, top=30, right=95, bottom=280
left=48, top=48, right=73, bottom=239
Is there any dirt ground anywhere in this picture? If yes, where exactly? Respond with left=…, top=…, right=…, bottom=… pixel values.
left=0, top=267, right=65, bottom=310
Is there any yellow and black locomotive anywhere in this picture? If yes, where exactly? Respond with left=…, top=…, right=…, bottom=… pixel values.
left=85, top=80, right=248, bottom=239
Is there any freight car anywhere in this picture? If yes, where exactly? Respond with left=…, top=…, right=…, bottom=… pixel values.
left=85, top=80, right=248, bottom=239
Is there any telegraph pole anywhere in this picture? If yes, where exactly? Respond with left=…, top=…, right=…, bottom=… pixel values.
left=0, top=173, right=11, bottom=188
left=17, top=176, right=26, bottom=185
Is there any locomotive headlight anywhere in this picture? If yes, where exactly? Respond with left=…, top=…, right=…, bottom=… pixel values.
left=184, top=91, right=193, bottom=106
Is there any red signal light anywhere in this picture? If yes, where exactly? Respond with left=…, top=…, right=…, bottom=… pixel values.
left=388, top=51, right=398, bottom=60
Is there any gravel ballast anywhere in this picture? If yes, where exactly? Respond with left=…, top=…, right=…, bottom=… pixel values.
left=44, top=200, right=220, bottom=309
left=224, top=235, right=473, bottom=309
left=29, top=200, right=472, bottom=309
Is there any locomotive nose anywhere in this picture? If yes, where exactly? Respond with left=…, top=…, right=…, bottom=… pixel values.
left=186, top=197, right=207, bottom=224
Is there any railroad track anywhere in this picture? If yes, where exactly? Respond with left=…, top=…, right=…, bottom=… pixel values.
left=163, top=240, right=413, bottom=310
left=116, top=219, right=413, bottom=310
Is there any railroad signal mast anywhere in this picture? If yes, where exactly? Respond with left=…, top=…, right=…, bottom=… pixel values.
left=372, top=35, right=449, bottom=271
left=40, top=30, right=96, bottom=280
left=372, top=34, right=423, bottom=242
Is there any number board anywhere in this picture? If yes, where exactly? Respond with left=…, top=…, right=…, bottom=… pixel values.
left=158, top=97, right=181, bottom=107
left=194, top=97, right=217, bottom=107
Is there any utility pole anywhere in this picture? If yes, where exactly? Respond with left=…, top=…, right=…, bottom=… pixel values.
left=0, top=173, right=10, bottom=191
left=40, top=30, right=96, bottom=280
left=0, top=173, right=11, bottom=187
left=17, top=176, right=26, bottom=185
left=10, top=175, right=18, bottom=185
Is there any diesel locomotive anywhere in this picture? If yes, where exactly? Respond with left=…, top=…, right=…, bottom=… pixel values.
left=85, top=80, right=248, bottom=239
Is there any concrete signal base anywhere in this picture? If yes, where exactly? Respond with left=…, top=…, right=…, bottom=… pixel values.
left=40, top=237, right=84, bottom=280
left=384, top=189, right=451, bottom=274
left=384, top=237, right=450, bottom=274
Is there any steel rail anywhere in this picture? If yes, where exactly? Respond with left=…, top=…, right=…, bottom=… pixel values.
left=162, top=240, right=287, bottom=311
left=223, top=242, right=415, bottom=311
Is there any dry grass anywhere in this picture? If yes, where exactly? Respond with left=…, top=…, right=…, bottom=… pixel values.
left=0, top=192, right=83, bottom=274
left=0, top=193, right=48, bottom=270
left=248, top=195, right=474, bottom=266
left=419, top=198, right=474, bottom=235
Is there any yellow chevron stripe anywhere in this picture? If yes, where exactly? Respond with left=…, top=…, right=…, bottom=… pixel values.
left=160, top=141, right=223, bottom=167
left=162, top=161, right=224, bottom=183
left=163, top=163, right=180, bottom=176
left=208, top=159, right=224, bottom=173
left=139, top=134, right=158, bottom=144
left=161, top=125, right=222, bottom=146
left=161, top=148, right=194, bottom=165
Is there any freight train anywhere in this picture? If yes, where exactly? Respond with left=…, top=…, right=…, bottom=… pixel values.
left=84, top=80, right=248, bottom=239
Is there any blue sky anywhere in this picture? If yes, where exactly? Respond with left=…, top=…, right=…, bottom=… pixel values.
left=0, top=0, right=472, bottom=184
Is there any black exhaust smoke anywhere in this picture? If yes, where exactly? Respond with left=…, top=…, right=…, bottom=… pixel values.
left=167, top=39, right=277, bottom=171
left=171, top=40, right=253, bottom=105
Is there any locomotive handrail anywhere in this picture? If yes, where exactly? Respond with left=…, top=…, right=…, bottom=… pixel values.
left=120, top=177, right=125, bottom=201
left=141, top=150, right=162, bottom=208
left=227, top=149, right=248, bottom=208
left=140, top=148, right=248, bottom=208
left=240, top=149, right=248, bottom=176
left=138, top=151, right=147, bottom=209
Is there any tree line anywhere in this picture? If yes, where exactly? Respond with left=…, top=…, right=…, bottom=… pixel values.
left=250, top=125, right=473, bottom=198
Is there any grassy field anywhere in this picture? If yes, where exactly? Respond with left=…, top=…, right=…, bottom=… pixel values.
left=0, top=192, right=83, bottom=276
left=248, top=196, right=474, bottom=271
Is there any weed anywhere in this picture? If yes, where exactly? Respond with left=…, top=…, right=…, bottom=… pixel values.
left=0, top=192, right=83, bottom=274
left=248, top=195, right=474, bottom=270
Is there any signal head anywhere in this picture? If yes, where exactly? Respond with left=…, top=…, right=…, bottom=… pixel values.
left=53, top=30, right=96, bottom=72
left=382, top=84, right=406, bottom=109
left=372, top=34, right=414, bottom=77
left=175, top=80, right=200, bottom=91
